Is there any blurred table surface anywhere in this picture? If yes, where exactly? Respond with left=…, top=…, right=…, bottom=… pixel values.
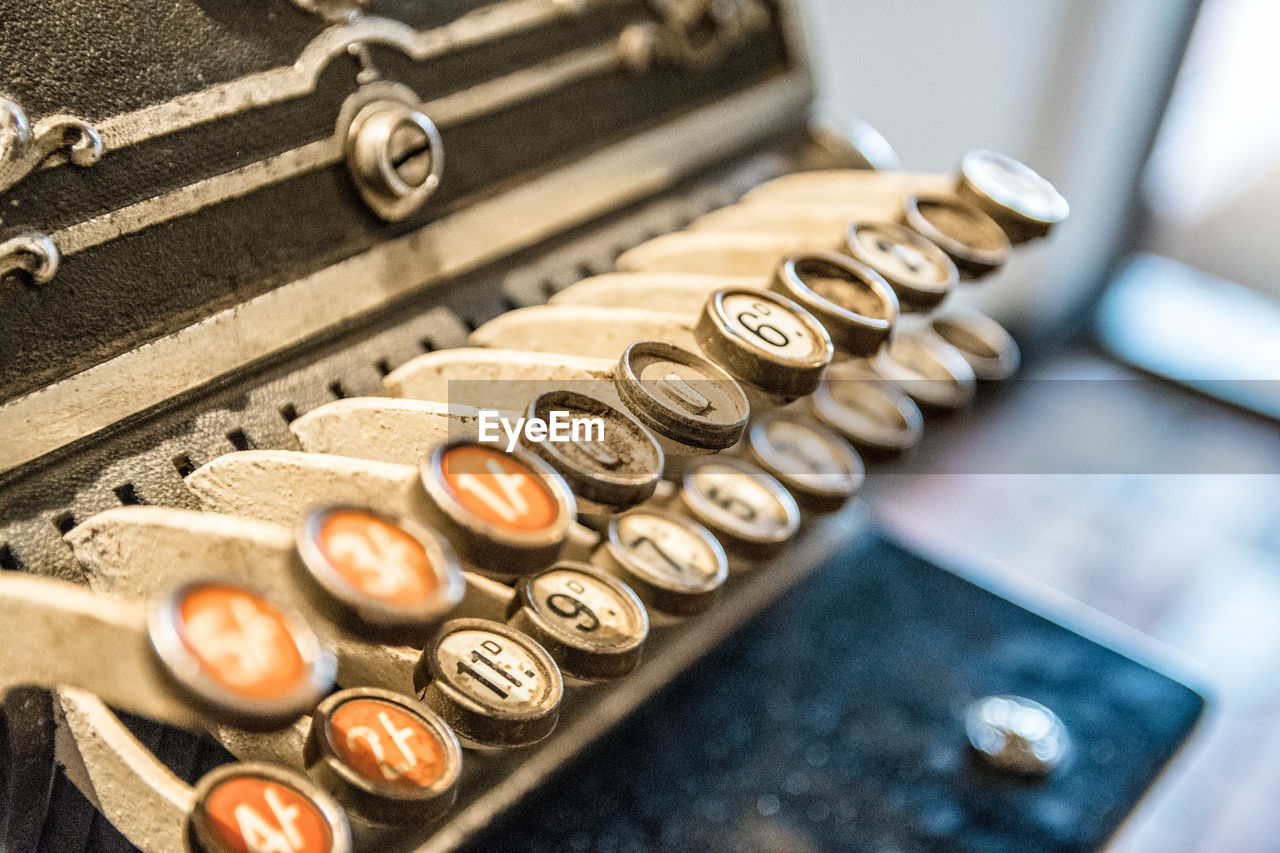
left=875, top=346, right=1280, bottom=853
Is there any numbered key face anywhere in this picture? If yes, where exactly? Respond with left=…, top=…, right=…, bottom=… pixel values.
left=296, top=506, right=463, bottom=639
left=957, top=150, right=1068, bottom=242
left=417, top=619, right=563, bottom=748
left=694, top=288, right=832, bottom=400
left=513, top=564, right=648, bottom=681
left=747, top=412, right=864, bottom=509
left=770, top=251, right=896, bottom=356
left=521, top=390, right=663, bottom=512
left=615, top=341, right=749, bottom=452
left=680, top=457, right=800, bottom=553
left=810, top=362, right=924, bottom=455
left=151, top=582, right=334, bottom=728
left=306, top=688, right=462, bottom=824
left=843, top=222, right=956, bottom=313
left=421, top=442, right=575, bottom=580
left=189, top=763, right=351, bottom=853
left=902, top=195, right=1010, bottom=279
left=600, top=510, right=727, bottom=617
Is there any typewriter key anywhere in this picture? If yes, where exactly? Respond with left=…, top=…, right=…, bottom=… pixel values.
left=509, top=562, right=649, bottom=682
left=149, top=581, right=336, bottom=730
left=295, top=506, right=464, bottom=643
left=189, top=761, right=352, bottom=853
left=415, top=619, right=563, bottom=749
left=956, top=150, right=1069, bottom=243
left=593, top=510, right=728, bottom=618
left=873, top=329, right=977, bottom=412
left=519, top=390, right=663, bottom=515
left=810, top=362, right=924, bottom=455
left=304, top=687, right=462, bottom=825
left=419, top=442, right=576, bottom=581
left=676, top=456, right=800, bottom=559
left=843, top=222, right=957, bottom=313
left=743, top=411, right=864, bottom=511
left=929, top=309, right=1020, bottom=380
left=965, top=694, right=1070, bottom=775
left=902, top=194, right=1010, bottom=279
left=615, top=341, right=750, bottom=452
left=769, top=251, right=897, bottom=356
left=694, top=287, right=833, bottom=400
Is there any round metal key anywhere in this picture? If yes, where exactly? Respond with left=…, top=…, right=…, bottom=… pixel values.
left=955, top=149, right=1069, bottom=243
left=519, top=389, right=663, bottom=515
left=593, top=509, right=728, bottom=618
left=965, top=694, right=1071, bottom=775
left=844, top=221, right=957, bottom=312
left=614, top=340, right=750, bottom=451
left=414, top=619, right=563, bottom=749
left=873, top=329, right=977, bottom=412
left=676, top=456, right=800, bottom=559
left=188, top=761, right=352, bottom=853
left=769, top=251, right=898, bottom=356
left=304, top=687, right=462, bottom=825
left=694, top=287, right=833, bottom=401
left=418, top=442, right=577, bottom=581
left=294, top=505, right=464, bottom=643
left=902, top=194, right=1010, bottom=279
left=810, top=361, right=924, bottom=456
left=149, top=580, right=336, bottom=730
left=509, top=562, right=649, bottom=682
left=929, top=309, right=1020, bottom=380
left=743, top=410, right=865, bottom=511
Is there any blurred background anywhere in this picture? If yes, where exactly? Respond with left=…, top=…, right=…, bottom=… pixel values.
left=803, top=1, right=1280, bottom=850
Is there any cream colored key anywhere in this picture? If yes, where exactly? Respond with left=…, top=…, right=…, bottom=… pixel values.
left=688, top=200, right=895, bottom=235
left=66, top=506, right=445, bottom=693
left=384, top=345, right=750, bottom=457
left=385, top=348, right=617, bottom=406
left=742, top=169, right=952, bottom=205
left=616, top=231, right=830, bottom=276
left=469, top=305, right=701, bottom=357
left=291, top=397, right=495, bottom=463
left=549, top=273, right=763, bottom=312
left=186, top=450, right=601, bottom=571
left=469, top=291, right=832, bottom=403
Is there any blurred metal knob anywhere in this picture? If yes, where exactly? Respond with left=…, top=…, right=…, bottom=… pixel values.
left=346, top=100, right=444, bottom=221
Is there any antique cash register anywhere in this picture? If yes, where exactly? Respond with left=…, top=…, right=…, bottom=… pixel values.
left=0, top=1, right=1203, bottom=850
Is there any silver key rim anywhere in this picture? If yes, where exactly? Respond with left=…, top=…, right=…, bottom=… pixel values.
left=694, top=287, right=833, bottom=400
left=678, top=455, right=801, bottom=552
left=511, top=561, right=649, bottom=682
left=745, top=410, right=865, bottom=508
left=902, top=194, right=1010, bottom=279
left=872, top=329, right=977, bottom=411
left=295, top=504, right=465, bottom=641
left=810, top=361, right=924, bottom=454
left=418, top=441, right=577, bottom=580
left=929, top=309, right=1020, bottom=380
left=843, top=221, right=957, bottom=313
left=188, top=761, right=353, bottom=853
left=956, top=149, right=1068, bottom=242
left=305, top=686, right=463, bottom=824
left=614, top=340, right=750, bottom=451
left=415, top=618, right=563, bottom=749
left=148, top=579, right=336, bottom=730
left=771, top=250, right=898, bottom=356
left=520, top=389, right=664, bottom=510
left=600, top=509, right=728, bottom=617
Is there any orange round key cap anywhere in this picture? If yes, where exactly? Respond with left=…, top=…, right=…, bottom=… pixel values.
left=295, top=505, right=464, bottom=642
left=188, top=762, right=351, bottom=853
left=149, top=581, right=335, bottom=730
left=304, top=687, right=462, bottom=824
left=418, top=442, right=576, bottom=581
